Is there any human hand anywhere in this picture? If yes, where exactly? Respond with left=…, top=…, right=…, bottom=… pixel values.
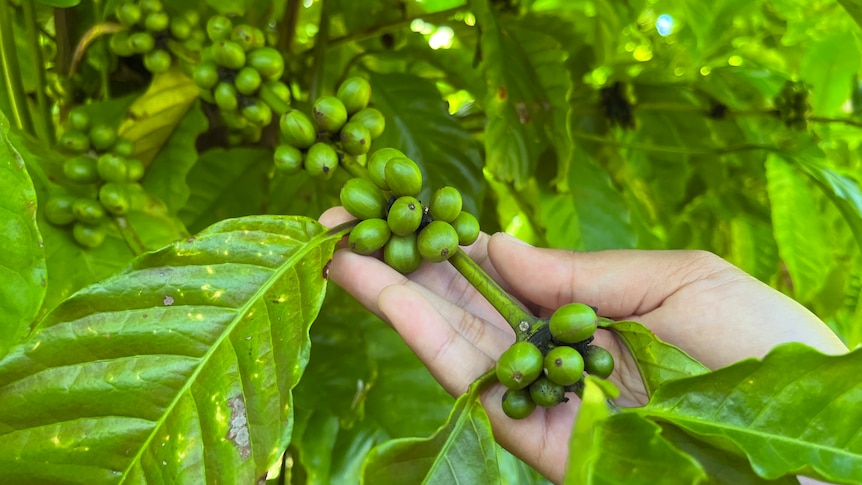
left=319, top=207, right=847, bottom=484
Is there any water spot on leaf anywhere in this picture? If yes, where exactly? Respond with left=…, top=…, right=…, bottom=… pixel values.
left=226, top=395, right=251, bottom=460
left=163, top=295, right=174, bottom=306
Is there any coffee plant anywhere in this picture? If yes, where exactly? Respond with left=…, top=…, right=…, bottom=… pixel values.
left=1, top=0, right=862, bottom=483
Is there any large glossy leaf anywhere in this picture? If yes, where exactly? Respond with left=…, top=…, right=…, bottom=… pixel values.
left=795, top=154, right=862, bottom=253
left=361, top=377, right=499, bottom=484
left=369, top=71, right=485, bottom=217
left=564, top=377, right=618, bottom=484
left=799, top=31, right=860, bottom=117
left=765, top=155, right=831, bottom=301
left=141, top=102, right=208, bottom=215
left=607, top=320, right=709, bottom=396
left=0, top=114, right=46, bottom=356
left=0, top=215, right=341, bottom=483
left=470, top=0, right=550, bottom=188
left=118, top=66, right=199, bottom=165
left=639, top=343, right=862, bottom=483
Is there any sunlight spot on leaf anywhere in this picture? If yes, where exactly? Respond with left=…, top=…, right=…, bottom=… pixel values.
left=728, top=55, right=743, bottom=66
left=429, top=26, right=454, bottom=50
left=31, top=341, right=40, bottom=351
left=700, top=66, right=711, bottom=76
left=206, top=266, right=214, bottom=275
left=212, top=289, right=224, bottom=299
left=633, top=45, right=653, bottom=62
left=656, top=14, right=674, bottom=36
left=51, top=436, right=60, bottom=446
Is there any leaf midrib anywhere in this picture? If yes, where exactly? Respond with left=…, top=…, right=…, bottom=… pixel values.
left=119, top=224, right=332, bottom=482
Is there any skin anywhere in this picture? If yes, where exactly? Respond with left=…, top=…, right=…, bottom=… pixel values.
left=320, top=207, right=848, bottom=484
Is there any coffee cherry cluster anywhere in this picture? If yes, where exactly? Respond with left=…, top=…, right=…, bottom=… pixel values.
left=341, top=149, right=480, bottom=274
left=274, top=77, right=384, bottom=177
left=497, top=303, right=614, bottom=419
left=774, top=80, right=811, bottom=130
left=193, top=15, right=288, bottom=143
left=45, top=108, right=146, bottom=248
left=109, top=0, right=205, bottom=74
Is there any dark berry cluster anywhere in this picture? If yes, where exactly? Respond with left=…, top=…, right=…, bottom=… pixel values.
left=774, top=80, right=811, bottom=130
left=497, top=303, right=614, bottom=419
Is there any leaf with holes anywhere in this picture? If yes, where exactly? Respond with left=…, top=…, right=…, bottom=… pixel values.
left=0, top=215, right=342, bottom=483
left=361, top=376, right=499, bottom=484
left=637, top=343, right=862, bottom=483
left=0, top=112, right=46, bottom=357
left=606, top=320, right=709, bottom=396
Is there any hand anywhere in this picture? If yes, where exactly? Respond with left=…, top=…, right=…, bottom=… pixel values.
left=319, top=207, right=847, bottom=484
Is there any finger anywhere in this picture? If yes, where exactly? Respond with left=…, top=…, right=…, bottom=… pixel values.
left=377, top=284, right=507, bottom=395
left=319, top=206, right=356, bottom=227
left=487, top=234, right=720, bottom=318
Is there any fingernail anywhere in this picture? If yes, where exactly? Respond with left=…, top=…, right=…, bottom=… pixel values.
left=500, top=232, right=532, bottom=247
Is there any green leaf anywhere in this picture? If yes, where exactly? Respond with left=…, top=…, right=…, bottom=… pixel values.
left=800, top=31, right=860, bottom=116
left=564, top=376, right=619, bottom=484
left=118, top=66, right=199, bottom=165
left=794, top=155, right=862, bottom=253
left=35, top=0, right=81, bottom=6
left=837, top=0, right=862, bottom=31
left=765, top=154, right=832, bottom=301
left=639, top=343, right=862, bottom=483
left=659, top=424, right=800, bottom=485
left=361, top=377, right=499, bottom=485
left=121, top=184, right=189, bottom=251
left=0, top=113, right=46, bottom=357
left=586, top=413, right=708, bottom=485
left=0, top=215, right=341, bottom=483
left=606, top=320, right=709, bottom=396
left=470, top=0, right=550, bottom=188
left=728, top=216, right=780, bottom=284
left=141, top=101, right=208, bottom=215
left=179, top=147, right=273, bottom=234
left=369, top=71, right=485, bottom=217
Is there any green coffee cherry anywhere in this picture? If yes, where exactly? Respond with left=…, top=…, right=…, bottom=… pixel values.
left=350, top=107, right=385, bottom=139
left=212, top=41, right=246, bottom=70
left=273, top=144, right=303, bottom=175
left=193, top=60, right=219, bottom=90
left=63, top=155, right=99, bottom=183
left=336, top=77, right=372, bottom=115
left=144, top=49, right=172, bottom=73
left=304, top=143, right=339, bottom=179
left=496, top=341, right=543, bottom=390
left=140, top=0, right=163, bottom=13
left=90, top=124, right=117, bottom=151
left=339, top=121, right=371, bottom=156
left=241, top=124, right=263, bottom=143
left=129, top=32, right=156, bottom=54
left=170, top=17, right=192, bottom=40
left=97, top=153, right=128, bottom=183
left=340, top=178, right=387, bottom=220
left=383, top=233, right=422, bottom=274
left=386, top=196, right=423, bottom=236
left=116, top=2, right=142, bottom=26
left=430, top=186, right=462, bottom=223
left=583, top=346, right=614, bottom=379
left=418, top=220, right=459, bottom=262
left=242, top=102, right=272, bottom=127
left=59, top=131, right=90, bottom=153
left=349, top=218, right=391, bottom=255
left=44, top=196, right=77, bottom=226
left=206, top=15, right=232, bottom=42
left=144, top=11, right=169, bottom=32
left=366, top=148, right=405, bottom=191
left=109, top=31, right=134, bottom=57
left=312, top=96, right=348, bottom=133
left=221, top=109, right=248, bottom=130
left=111, top=138, right=135, bottom=158
left=68, top=108, right=90, bottom=132
left=544, top=346, right=585, bottom=386
left=529, top=376, right=566, bottom=407
left=265, top=80, right=291, bottom=104
left=231, top=24, right=258, bottom=51
left=126, top=158, right=145, bottom=182
left=214, top=82, right=239, bottom=111
left=234, top=66, right=262, bottom=95
left=549, top=303, right=598, bottom=344
left=451, top=211, right=480, bottom=246
left=73, top=222, right=106, bottom=248
left=73, top=198, right=106, bottom=223
left=279, top=110, right=317, bottom=149
left=501, top=389, right=536, bottom=420
left=99, top=183, right=130, bottom=215
left=384, top=157, right=422, bottom=197
left=246, top=47, right=284, bottom=80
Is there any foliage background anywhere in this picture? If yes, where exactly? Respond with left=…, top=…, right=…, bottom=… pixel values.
left=1, top=0, right=862, bottom=482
